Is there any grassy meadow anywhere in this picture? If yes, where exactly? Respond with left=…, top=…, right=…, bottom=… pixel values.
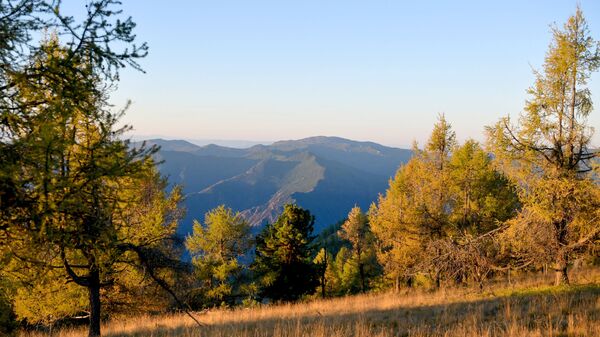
left=19, top=268, right=600, bottom=337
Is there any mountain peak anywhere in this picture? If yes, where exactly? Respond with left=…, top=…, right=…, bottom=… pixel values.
left=270, top=136, right=402, bottom=158
left=273, top=136, right=366, bottom=146
left=152, top=136, right=412, bottom=236
left=144, top=139, right=202, bottom=152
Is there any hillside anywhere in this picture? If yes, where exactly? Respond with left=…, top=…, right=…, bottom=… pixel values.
left=142, top=137, right=412, bottom=235
left=23, top=268, right=600, bottom=337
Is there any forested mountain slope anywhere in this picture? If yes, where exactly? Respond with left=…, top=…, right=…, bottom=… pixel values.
left=142, top=137, right=412, bottom=235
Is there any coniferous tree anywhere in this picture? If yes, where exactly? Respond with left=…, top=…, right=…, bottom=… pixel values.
left=311, top=220, right=349, bottom=297
left=253, top=204, right=318, bottom=302
left=186, top=205, right=252, bottom=307
left=449, top=140, right=519, bottom=234
left=370, top=115, right=456, bottom=289
left=487, top=7, right=600, bottom=285
left=370, top=117, right=518, bottom=290
left=319, top=246, right=352, bottom=296
left=338, top=206, right=379, bottom=293
left=0, top=4, right=186, bottom=334
left=313, top=248, right=329, bottom=298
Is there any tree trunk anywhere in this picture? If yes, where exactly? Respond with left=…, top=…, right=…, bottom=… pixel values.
left=359, top=262, right=366, bottom=293
left=88, top=270, right=101, bottom=337
left=321, top=250, right=327, bottom=298
left=320, top=271, right=326, bottom=299
left=554, top=260, right=569, bottom=286
left=553, top=218, right=570, bottom=286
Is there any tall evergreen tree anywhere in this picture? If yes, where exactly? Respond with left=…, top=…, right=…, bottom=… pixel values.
left=253, top=204, right=318, bottom=302
left=487, top=7, right=600, bottom=285
left=186, top=205, right=252, bottom=307
left=338, top=206, right=378, bottom=293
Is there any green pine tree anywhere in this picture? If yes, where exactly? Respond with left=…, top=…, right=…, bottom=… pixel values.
left=186, top=205, right=252, bottom=307
left=253, top=204, right=318, bottom=302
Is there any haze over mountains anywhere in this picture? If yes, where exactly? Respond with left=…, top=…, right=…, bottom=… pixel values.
left=130, top=136, right=270, bottom=149
left=142, top=136, right=412, bottom=236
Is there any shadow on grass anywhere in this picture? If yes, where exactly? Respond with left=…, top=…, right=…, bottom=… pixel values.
left=105, top=284, right=600, bottom=337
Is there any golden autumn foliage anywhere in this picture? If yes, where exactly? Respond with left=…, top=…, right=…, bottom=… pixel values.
left=487, top=7, right=600, bottom=285
left=370, top=116, right=517, bottom=288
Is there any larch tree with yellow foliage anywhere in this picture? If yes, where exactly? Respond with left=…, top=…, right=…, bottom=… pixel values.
left=0, top=2, right=190, bottom=335
left=370, top=115, right=457, bottom=289
left=487, top=7, right=600, bottom=285
left=1, top=38, right=185, bottom=336
left=371, top=116, right=518, bottom=289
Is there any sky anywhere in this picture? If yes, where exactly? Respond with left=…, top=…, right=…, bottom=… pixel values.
left=68, top=1, right=600, bottom=148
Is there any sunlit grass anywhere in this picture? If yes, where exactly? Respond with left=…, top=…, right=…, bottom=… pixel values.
left=20, top=267, right=600, bottom=337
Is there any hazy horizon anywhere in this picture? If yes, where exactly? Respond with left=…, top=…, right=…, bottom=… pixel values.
left=129, top=133, right=420, bottom=149
left=79, top=0, right=600, bottom=147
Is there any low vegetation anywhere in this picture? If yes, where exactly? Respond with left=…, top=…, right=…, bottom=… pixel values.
left=19, top=268, right=600, bottom=337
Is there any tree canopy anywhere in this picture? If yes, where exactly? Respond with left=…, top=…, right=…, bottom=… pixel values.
left=0, top=2, right=187, bottom=336
left=186, top=205, right=252, bottom=307
left=253, top=204, right=318, bottom=302
left=370, top=116, right=518, bottom=289
left=486, top=7, right=600, bottom=285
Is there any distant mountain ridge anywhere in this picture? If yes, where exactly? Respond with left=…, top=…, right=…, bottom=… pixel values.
left=139, top=137, right=412, bottom=236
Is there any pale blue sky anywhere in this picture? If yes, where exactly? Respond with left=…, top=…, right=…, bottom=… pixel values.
left=85, top=1, right=600, bottom=148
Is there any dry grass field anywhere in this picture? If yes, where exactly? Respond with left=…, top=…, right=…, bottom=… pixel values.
left=20, top=268, right=600, bottom=337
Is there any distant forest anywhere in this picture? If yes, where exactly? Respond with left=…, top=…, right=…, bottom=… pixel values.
left=1, top=2, right=599, bottom=337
